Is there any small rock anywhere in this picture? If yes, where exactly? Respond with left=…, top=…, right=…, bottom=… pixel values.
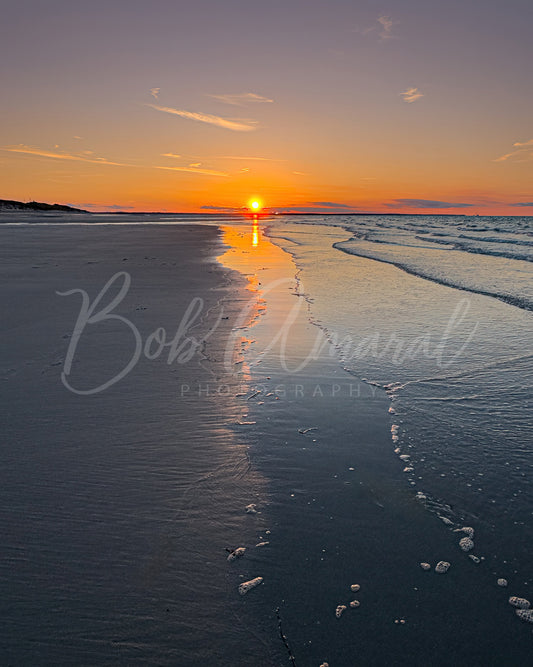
left=435, top=561, right=451, bottom=573
left=245, top=504, right=258, bottom=514
left=238, top=577, right=263, bottom=595
left=335, top=605, right=347, bottom=618
left=459, top=537, right=474, bottom=552
left=508, top=596, right=530, bottom=609
left=350, top=584, right=360, bottom=592
left=420, top=563, right=431, bottom=571
left=468, top=555, right=481, bottom=564
left=399, top=454, right=410, bottom=461
left=516, top=609, right=533, bottom=623
left=439, top=516, right=453, bottom=526
left=319, top=663, right=329, bottom=667
left=349, top=600, right=360, bottom=608
left=227, top=547, right=246, bottom=562
left=255, top=541, right=269, bottom=548
left=497, top=578, right=508, bottom=587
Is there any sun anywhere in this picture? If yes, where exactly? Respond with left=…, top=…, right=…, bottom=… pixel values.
left=248, top=198, right=262, bottom=211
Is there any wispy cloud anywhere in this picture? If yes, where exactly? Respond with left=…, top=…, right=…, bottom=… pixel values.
left=161, top=152, right=182, bottom=158
left=215, top=155, right=283, bottom=161
left=310, top=201, right=352, bottom=208
left=156, top=165, right=228, bottom=177
left=3, top=145, right=228, bottom=177
left=201, top=205, right=241, bottom=211
left=356, top=14, right=396, bottom=39
left=510, top=201, right=533, bottom=207
left=2, top=145, right=131, bottom=167
left=390, top=198, right=474, bottom=209
left=147, top=104, right=258, bottom=131
left=150, top=87, right=160, bottom=100
left=400, top=87, right=424, bottom=103
left=494, top=139, right=533, bottom=162
left=207, top=92, right=273, bottom=106
left=377, top=15, right=395, bottom=39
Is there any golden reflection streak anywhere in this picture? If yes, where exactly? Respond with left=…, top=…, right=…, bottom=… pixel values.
left=252, top=215, right=259, bottom=247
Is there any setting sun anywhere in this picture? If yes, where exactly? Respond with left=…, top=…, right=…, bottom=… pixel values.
left=249, top=199, right=261, bottom=211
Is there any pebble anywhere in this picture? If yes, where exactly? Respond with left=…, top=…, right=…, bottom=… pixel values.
left=508, top=596, right=530, bottom=609
left=468, top=555, right=481, bottom=564
left=335, top=605, right=347, bottom=618
left=459, top=537, right=474, bottom=552
left=497, top=578, right=508, bottom=587
left=255, top=541, right=269, bottom=547
left=435, top=561, right=451, bottom=573
left=245, top=504, right=258, bottom=514
left=420, top=563, right=431, bottom=571
left=238, top=577, right=263, bottom=595
left=399, top=454, right=410, bottom=461
left=516, top=609, right=533, bottom=623
left=227, top=547, right=246, bottom=562
left=439, top=516, right=454, bottom=526
left=350, top=600, right=360, bottom=608
left=350, top=584, right=360, bottom=592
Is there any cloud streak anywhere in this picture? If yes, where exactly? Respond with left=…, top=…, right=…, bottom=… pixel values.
left=400, top=87, right=424, bottom=103
left=494, top=139, right=533, bottom=162
left=2, top=145, right=131, bottom=167
left=207, top=92, right=273, bottom=106
left=510, top=201, right=533, bottom=207
left=2, top=145, right=228, bottom=177
left=156, top=165, right=228, bottom=177
left=390, top=198, right=474, bottom=209
left=147, top=104, right=258, bottom=131
left=150, top=87, right=160, bottom=99
left=310, top=201, right=352, bottom=208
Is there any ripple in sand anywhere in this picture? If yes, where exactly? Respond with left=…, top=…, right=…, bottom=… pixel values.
left=227, top=547, right=246, bottom=562
left=435, top=561, right=451, bottom=573
left=238, top=577, right=263, bottom=595
left=508, top=596, right=530, bottom=609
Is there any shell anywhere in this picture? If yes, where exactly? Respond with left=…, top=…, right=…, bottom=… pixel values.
left=508, top=596, right=530, bottom=609
left=459, top=537, right=474, bottom=552
left=435, top=561, right=451, bottom=573
left=516, top=609, right=533, bottom=623
left=227, top=547, right=246, bottom=562
left=238, top=577, right=263, bottom=595
left=335, top=605, right=347, bottom=618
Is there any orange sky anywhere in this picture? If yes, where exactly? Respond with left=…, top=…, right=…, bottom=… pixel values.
left=1, top=1, right=532, bottom=215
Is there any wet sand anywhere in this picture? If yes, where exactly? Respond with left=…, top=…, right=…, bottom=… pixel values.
left=0, top=223, right=282, bottom=666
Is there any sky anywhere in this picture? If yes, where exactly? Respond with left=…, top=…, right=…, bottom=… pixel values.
left=1, top=0, right=532, bottom=214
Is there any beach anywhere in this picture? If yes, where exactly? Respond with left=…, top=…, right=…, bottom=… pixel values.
left=0, top=214, right=532, bottom=665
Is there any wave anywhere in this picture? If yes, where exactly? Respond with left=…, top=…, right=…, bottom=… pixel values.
left=333, top=239, right=533, bottom=312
